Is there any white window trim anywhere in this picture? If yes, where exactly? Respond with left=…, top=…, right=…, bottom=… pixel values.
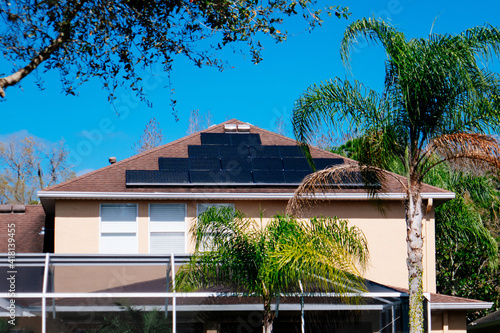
left=99, top=203, right=138, bottom=254
left=148, top=203, right=187, bottom=254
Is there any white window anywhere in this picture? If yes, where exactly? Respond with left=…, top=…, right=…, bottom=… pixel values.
left=196, top=203, right=235, bottom=251
left=100, top=203, right=138, bottom=254
left=149, top=203, right=186, bottom=254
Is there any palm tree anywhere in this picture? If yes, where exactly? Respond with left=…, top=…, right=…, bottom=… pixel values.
left=176, top=206, right=369, bottom=333
left=89, top=306, right=171, bottom=333
left=289, top=18, right=500, bottom=333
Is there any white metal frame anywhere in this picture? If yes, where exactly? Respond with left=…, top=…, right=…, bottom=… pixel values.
left=1, top=253, right=492, bottom=333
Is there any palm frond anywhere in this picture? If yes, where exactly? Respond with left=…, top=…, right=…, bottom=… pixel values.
left=286, top=163, right=405, bottom=216
left=177, top=208, right=370, bottom=313
left=292, top=78, right=383, bottom=148
left=341, top=17, right=406, bottom=69
left=422, top=133, right=500, bottom=179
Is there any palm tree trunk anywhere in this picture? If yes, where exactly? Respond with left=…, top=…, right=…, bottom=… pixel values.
left=262, top=301, right=274, bottom=333
left=262, top=321, right=273, bottom=333
left=406, top=188, right=425, bottom=333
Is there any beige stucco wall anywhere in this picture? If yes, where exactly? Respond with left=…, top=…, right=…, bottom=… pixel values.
left=54, top=198, right=437, bottom=293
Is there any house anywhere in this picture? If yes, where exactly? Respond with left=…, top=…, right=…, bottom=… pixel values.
left=469, top=309, right=500, bottom=332
left=1, top=119, right=492, bottom=332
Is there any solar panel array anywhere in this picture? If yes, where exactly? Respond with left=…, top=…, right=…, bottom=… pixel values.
left=126, top=133, right=354, bottom=186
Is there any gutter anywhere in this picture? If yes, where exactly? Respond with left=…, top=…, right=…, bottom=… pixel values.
left=38, top=191, right=455, bottom=201
left=431, top=302, right=494, bottom=311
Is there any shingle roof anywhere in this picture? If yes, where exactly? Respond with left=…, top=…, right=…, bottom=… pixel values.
left=470, top=309, right=500, bottom=326
left=389, top=285, right=491, bottom=308
left=42, top=119, right=451, bottom=196
left=0, top=205, right=45, bottom=253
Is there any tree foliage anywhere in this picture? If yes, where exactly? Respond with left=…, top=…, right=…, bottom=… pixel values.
left=290, top=18, right=500, bottom=332
left=177, top=206, right=369, bottom=333
left=334, top=139, right=500, bottom=322
left=186, top=109, right=213, bottom=135
left=132, top=117, right=165, bottom=153
left=88, top=306, right=171, bottom=333
left=0, top=0, right=349, bottom=107
left=0, top=134, right=75, bottom=204
left=433, top=170, right=500, bottom=322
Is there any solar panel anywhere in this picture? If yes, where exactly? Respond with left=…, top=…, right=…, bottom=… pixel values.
left=222, top=170, right=253, bottom=183
left=189, top=157, right=221, bottom=170
left=218, top=145, right=249, bottom=158
left=320, top=171, right=366, bottom=187
left=284, top=170, right=311, bottom=183
left=126, top=170, right=190, bottom=184
left=200, top=133, right=231, bottom=145
left=229, top=133, right=261, bottom=145
left=282, top=158, right=313, bottom=171
left=190, top=170, right=223, bottom=183
left=221, top=157, right=253, bottom=170
left=189, top=170, right=254, bottom=183
left=158, top=158, right=190, bottom=170
left=188, top=145, right=219, bottom=157
left=313, top=158, right=344, bottom=170
left=252, top=170, right=286, bottom=183
left=251, top=157, right=284, bottom=170
left=248, top=145, right=281, bottom=158
left=278, top=145, right=305, bottom=157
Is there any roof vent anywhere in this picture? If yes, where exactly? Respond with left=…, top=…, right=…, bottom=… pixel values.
left=109, top=157, right=117, bottom=164
left=224, top=124, right=237, bottom=132
left=0, top=205, right=12, bottom=214
left=224, top=123, right=251, bottom=133
left=12, top=205, right=26, bottom=213
left=237, top=124, right=250, bottom=132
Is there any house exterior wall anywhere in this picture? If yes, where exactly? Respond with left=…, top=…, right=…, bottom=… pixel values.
left=431, top=310, right=467, bottom=333
left=53, top=198, right=437, bottom=293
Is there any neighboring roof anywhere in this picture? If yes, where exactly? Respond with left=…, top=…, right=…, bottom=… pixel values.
left=0, top=205, right=45, bottom=253
left=389, top=286, right=493, bottom=311
left=38, top=119, right=453, bottom=203
left=430, top=293, right=493, bottom=310
left=469, top=309, right=500, bottom=330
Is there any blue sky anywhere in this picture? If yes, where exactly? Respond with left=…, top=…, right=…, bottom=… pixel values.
left=1, top=0, right=500, bottom=175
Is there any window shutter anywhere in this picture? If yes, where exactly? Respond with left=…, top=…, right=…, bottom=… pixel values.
left=150, top=204, right=185, bottom=232
left=100, top=204, right=137, bottom=254
left=100, top=233, right=136, bottom=254
left=150, top=232, right=185, bottom=254
left=101, top=204, right=137, bottom=233
left=149, top=204, right=186, bottom=254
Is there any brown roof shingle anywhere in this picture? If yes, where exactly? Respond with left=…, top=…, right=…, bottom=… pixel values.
left=43, top=119, right=451, bottom=195
left=0, top=205, right=45, bottom=253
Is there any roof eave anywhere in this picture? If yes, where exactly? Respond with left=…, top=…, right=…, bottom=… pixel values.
left=431, top=302, right=494, bottom=311
left=38, top=190, right=455, bottom=201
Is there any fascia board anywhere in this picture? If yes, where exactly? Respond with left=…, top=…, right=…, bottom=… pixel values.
left=38, top=191, right=455, bottom=201
left=431, top=302, right=494, bottom=310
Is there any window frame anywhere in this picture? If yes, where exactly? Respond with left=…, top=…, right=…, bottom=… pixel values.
left=99, top=203, right=138, bottom=254
left=148, top=203, right=187, bottom=254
